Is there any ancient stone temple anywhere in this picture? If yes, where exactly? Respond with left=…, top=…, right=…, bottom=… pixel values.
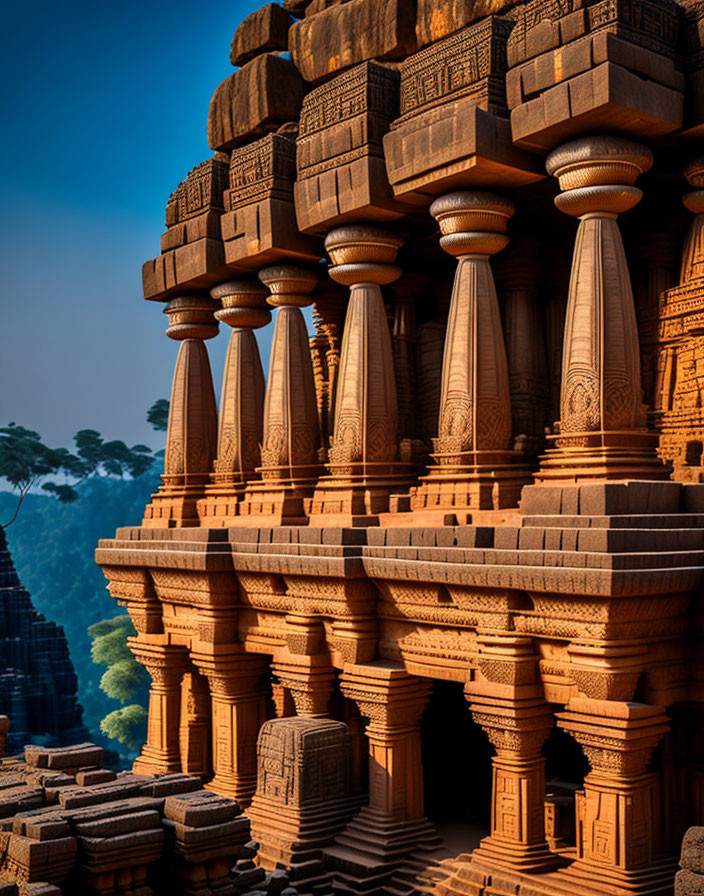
left=94, top=0, right=704, bottom=894
left=0, top=527, right=86, bottom=754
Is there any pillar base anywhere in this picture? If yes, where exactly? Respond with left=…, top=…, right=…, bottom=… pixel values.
left=133, top=751, right=182, bottom=776
left=551, top=856, right=679, bottom=896
left=535, top=431, right=670, bottom=483
left=428, top=854, right=680, bottom=896
left=142, top=485, right=208, bottom=528
left=239, top=470, right=320, bottom=525
left=307, top=464, right=417, bottom=526
left=196, top=480, right=248, bottom=526
left=205, top=771, right=258, bottom=807
left=248, top=794, right=364, bottom=869
left=324, top=808, right=443, bottom=895
left=470, top=835, right=563, bottom=875
left=410, top=452, right=533, bottom=516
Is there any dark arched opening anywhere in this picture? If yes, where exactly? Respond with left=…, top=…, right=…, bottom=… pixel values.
left=420, top=680, right=492, bottom=855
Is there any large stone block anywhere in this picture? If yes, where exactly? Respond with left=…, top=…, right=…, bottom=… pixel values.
left=208, top=54, right=304, bottom=152
left=221, top=129, right=321, bottom=268
left=506, top=0, right=681, bottom=69
left=295, top=61, right=409, bottom=232
left=506, top=0, right=683, bottom=150
left=143, top=155, right=233, bottom=301
left=230, top=3, right=293, bottom=67
left=510, top=60, right=683, bottom=152
left=681, top=0, right=704, bottom=136
left=289, top=0, right=416, bottom=84
left=506, top=31, right=685, bottom=109
left=415, top=0, right=524, bottom=48
left=384, top=20, right=543, bottom=201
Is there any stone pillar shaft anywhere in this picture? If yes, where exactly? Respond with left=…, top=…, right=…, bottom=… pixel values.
left=411, top=192, right=530, bottom=517
left=537, top=135, right=667, bottom=481
left=239, top=266, right=321, bottom=524
left=129, top=640, right=187, bottom=775
left=309, top=226, right=414, bottom=524
left=191, top=650, right=269, bottom=807
left=557, top=699, right=670, bottom=887
left=198, top=280, right=270, bottom=525
left=468, top=693, right=557, bottom=873
left=143, top=296, right=219, bottom=527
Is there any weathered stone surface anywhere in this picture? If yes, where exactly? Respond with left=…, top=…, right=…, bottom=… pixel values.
left=0, top=530, right=86, bottom=755
left=510, top=61, right=684, bottom=152
left=221, top=129, right=321, bottom=268
left=384, top=18, right=543, bottom=201
left=143, top=155, right=231, bottom=301
left=415, top=0, right=523, bottom=48
left=208, top=54, right=304, bottom=152
left=506, top=0, right=681, bottom=69
left=230, top=3, right=293, bottom=67
left=295, top=61, right=407, bottom=232
left=681, top=0, right=704, bottom=136
left=681, top=827, right=704, bottom=875
left=289, top=0, right=416, bottom=83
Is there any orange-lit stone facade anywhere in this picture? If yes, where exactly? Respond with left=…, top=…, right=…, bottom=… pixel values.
left=98, top=1, right=704, bottom=895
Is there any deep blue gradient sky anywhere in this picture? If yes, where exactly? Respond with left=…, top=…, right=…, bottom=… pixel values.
left=0, top=0, right=272, bottom=450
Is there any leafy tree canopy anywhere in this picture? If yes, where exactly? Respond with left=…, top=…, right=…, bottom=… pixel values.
left=100, top=660, right=147, bottom=703
left=91, top=624, right=134, bottom=668
left=101, top=705, right=149, bottom=754
left=0, top=401, right=166, bottom=526
left=147, top=399, right=169, bottom=433
left=89, top=614, right=148, bottom=754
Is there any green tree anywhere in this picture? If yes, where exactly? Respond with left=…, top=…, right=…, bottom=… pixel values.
left=0, top=422, right=157, bottom=527
left=101, top=705, right=149, bottom=754
left=0, top=424, right=83, bottom=526
left=88, top=616, right=148, bottom=755
left=147, top=399, right=170, bottom=433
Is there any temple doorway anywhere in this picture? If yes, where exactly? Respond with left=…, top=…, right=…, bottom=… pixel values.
left=542, top=725, right=590, bottom=852
left=420, top=680, right=492, bottom=856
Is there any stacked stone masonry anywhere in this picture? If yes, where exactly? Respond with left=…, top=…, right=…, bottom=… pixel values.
left=86, top=0, right=704, bottom=895
left=0, top=528, right=86, bottom=755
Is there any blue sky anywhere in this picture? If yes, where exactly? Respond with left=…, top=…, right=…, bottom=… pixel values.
left=0, top=0, right=273, bottom=450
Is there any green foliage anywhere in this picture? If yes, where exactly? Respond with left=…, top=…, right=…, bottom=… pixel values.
left=0, top=419, right=161, bottom=527
left=147, top=399, right=169, bottom=433
left=89, top=613, right=148, bottom=753
left=0, top=473, right=158, bottom=764
left=88, top=616, right=134, bottom=640
left=100, top=660, right=147, bottom=703
left=91, top=625, right=134, bottom=667
left=101, top=705, right=149, bottom=754
left=0, top=424, right=82, bottom=524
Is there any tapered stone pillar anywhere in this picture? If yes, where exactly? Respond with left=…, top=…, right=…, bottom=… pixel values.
left=324, top=663, right=440, bottom=886
left=309, top=226, right=415, bottom=525
left=310, top=282, right=347, bottom=463
left=681, top=156, right=704, bottom=284
left=191, top=649, right=268, bottom=806
left=198, top=280, right=270, bottom=525
left=129, top=639, right=188, bottom=775
left=556, top=699, right=672, bottom=893
left=496, top=239, right=551, bottom=456
left=239, top=265, right=321, bottom=524
left=410, top=193, right=532, bottom=519
left=143, top=296, right=219, bottom=527
left=536, top=136, right=669, bottom=481
left=179, top=669, right=211, bottom=777
left=467, top=695, right=557, bottom=873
